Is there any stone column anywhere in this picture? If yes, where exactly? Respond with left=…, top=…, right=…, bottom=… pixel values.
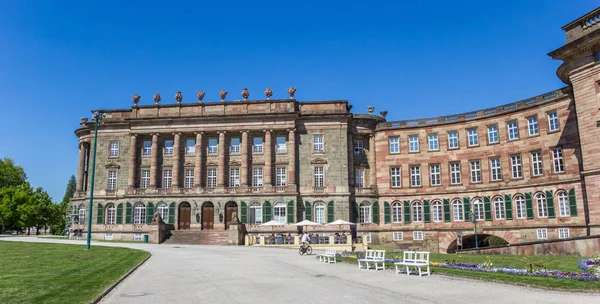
left=369, top=134, right=376, bottom=187
left=150, top=134, right=159, bottom=188
left=241, top=131, right=248, bottom=187
left=348, top=133, right=354, bottom=187
left=194, top=132, right=203, bottom=187
left=264, top=130, right=272, bottom=186
left=128, top=134, right=137, bottom=189
left=217, top=131, right=226, bottom=187
left=288, top=129, right=296, bottom=185
left=76, top=142, right=86, bottom=191
left=172, top=133, right=181, bottom=188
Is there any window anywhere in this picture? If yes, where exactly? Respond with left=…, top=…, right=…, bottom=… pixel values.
left=412, top=202, right=422, bottom=222
left=208, top=138, right=218, bottom=154
left=393, top=232, right=404, bottom=241
left=134, top=204, right=146, bottom=224
left=553, top=147, right=564, bottom=173
left=487, top=125, right=498, bottom=144
left=392, top=202, right=402, bottom=223
left=230, top=168, right=240, bottom=187
left=276, top=167, right=286, bottom=187
left=354, top=140, right=364, bottom=155
left=186, top=139, right=195, bottom=155
left=448, top=131, right=459, bottom=149
left=253, top=167, right=263, bottom=187
left=528, top=117, right=539, bottom=136
left=450, top=163, right=461, bottom=184
left=109, top=141, right=119, bottom=157
left=157, top=203, right=168, bottom=222
left=273, top=202, right=287, bottom=224
left=430, top=164, right=441, bottom=186
left=313, top=135, right=324, bottom=152
left=515, top=195, right=526, bottom=219
left=207, top=168, right=217, bottom=188
left=249, top=203, right=262, bottom=224
left=104, top=233, right=113, bottom=240
left=276, top=136, right=286, bottom=153
left=409, top=136, right=419, bottom=152
left=314, top=166, right=324, bottom=187
left=164, top=140, right=174, bottom=155
left=531, top=152, right=543, bottom=176
left=314, top=202, right=325, bottom=224
left=106, top=204, right=116, bottom=224
left=508, top=121, right=519, bottom=140
left=490, top=158, right=502, bottom=181
left=389, top=137, right=399, bottom=153
left=141, top=170, right=150, bottom=189
left=472, top=199, right=484, bottom=221
left=428, top=134, right=439, bottom=151
left=162, top=169, right=172, bottom=188
left=390, top=167, right=401, bottom=188
left=537, top=228, right=548, bottom=240
left=494, top=196, right=505, bottom=220
left=413, top=231, right=423, bottom=241
left=253, top=137, right=263, bottom=153
left=355, top=169, right=364, bottom=188
left=453, top=199, right=464, bottom=221
left=134, top=233, right=143, bottom=242
left=432, top=201, right=443, bottom=222
left=359, top=202, right=371, bottom=223
left=108, top=171, right=117, bottom=190
left=184, top=169, right=194, bottom=188
left=558, top=228, right=570, bottom=239
left=511, top=155, right=522, bottom=179
left=536, top=193, right=548, bottom=218
left=557, top=191, right=570, bottom=217
left=78, top=204, right=85, bottom=224
left=362, top=232, right=372, bottom=243
left=230, top=138, right=240, bottom=153
left=142, top=141, right=152, bottom=156
left=467, top=129, right=478, bottom=146
left=548, top=112, right=559, bottom=132
left=470, top=161, right=481, bottom=183
left=410, top=166, right=421, bottom=187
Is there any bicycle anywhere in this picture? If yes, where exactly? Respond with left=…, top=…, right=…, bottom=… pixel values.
left=299, top=244, right=313, bottom=255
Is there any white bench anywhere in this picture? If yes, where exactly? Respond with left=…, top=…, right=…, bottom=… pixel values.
left=317, top=248, right=337, bottom=263
left=394, top=251, right=430, bottom=276
left=358, top=249, right=386, bottom=270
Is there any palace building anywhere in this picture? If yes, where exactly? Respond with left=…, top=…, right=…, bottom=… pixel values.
left=71, top=7, right=600, bottom=253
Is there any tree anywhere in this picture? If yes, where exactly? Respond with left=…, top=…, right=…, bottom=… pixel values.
left=62, top=175, right=76, bottom=204
left=0, top=158, right=27, bottom=189
left=0, top=184, right=31, bottom=233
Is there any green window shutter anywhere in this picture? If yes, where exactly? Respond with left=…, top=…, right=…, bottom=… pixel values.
left=240, top=201, right=247, bottom=224
left=443, top=199, right=451, bottom=222
left=403, top=200, right=411, bottom=224
left=483, top=196, right=492, bottom=221
left=287, top=201, right=295, bottom=224
left=125, top=203, right=132, bottom=224
left=568, top=188, right=578, bottom=217
left=263, top=201, right=272, bottom=222
left=463, top=197, right=471, bottom=214
left=146, top=202, right=154, bottom=224
left=304, top=201, right=312, bottom=221
left=353, top=201, right=359, bottom=223
left=96, top=203, right=104, bottom=224
left=423, top=200, right=431, bottom=223
left=327, top=201, right=335, bottom=223
left=504, top=194, right=513, bottom=220
left=372, top=201, right=379, bottom=224
left=168, top=202, right=175, bottom=224
left=525, top=192, right=534, bottom=219
left=546, top=190, right=555, bottom=219
left=384, top=201, right=391, bottom=224
left=116, top=203, right=123, bottom=224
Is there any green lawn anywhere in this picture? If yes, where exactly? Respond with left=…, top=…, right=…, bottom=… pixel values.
left=0, top=241, right=150, bottom=304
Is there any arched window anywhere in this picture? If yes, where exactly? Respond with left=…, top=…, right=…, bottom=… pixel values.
left=432, top=201, right=443, bottom=222
left=412, top=202, right=422, bottom=222
left=452, top=199, right=463, bottom=221
left=536, top=193, right=547, bottom=218
left=106, top=204, right=116, bottom=224
left=493, top=196, right=505, bottom=220
left=157, top=203, right=168, bottom=222
left=391, top=202, right=402, bottom=223
left=314, top=202, right=325, bottom=224
left=134, top=203, right=146, bottom=224
left=273, top=202, right=286, bottom=224
left=472, top=198, right=484, bottom=221
left=78, top=204, right=85, bottom=224
left=557, top=191, right=569, bottom=217
left=359, top=202, right=371, bottom=223
left=249, top=203, right=262, bottom=224
left=514, top=194, right=526, bottom=219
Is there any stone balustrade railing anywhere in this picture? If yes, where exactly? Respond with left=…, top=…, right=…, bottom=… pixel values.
left=563, top=7, right=600, bottom=43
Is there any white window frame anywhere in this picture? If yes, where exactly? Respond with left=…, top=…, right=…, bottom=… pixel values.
left=273, top=202, right=287, bottom=224
left=207, top=168, right=217, bottom=188
left=429, top=164, right=441, bottom=186
left=276, top=136, right=287, bottom=153
left=536, top=228, right=547, bottom=240
left=448, top=131, right=459, bottom=149
left=467, top=129, right=478, bottom=146
left=450, top=162, right=461, bottom=184
left=362, top=232, right=372, bottom=243
left=408, top=135, right=419, bottom=152
left=106, top=204, right=116, bottom=224
left=412, top=202, right=423, bottom=222
left=78, top=204, right=85, bottom=224
left=208, top=138, right=218, bottom=154
left=184, top=169, right=194, bottom=189
left=142, top=141, right=152, bottom=156
left=508, top=121, right=519, bottom=140
left=413, top=231, right=423, bottom=241
left=230, top=168, right=240, bottom=187
left=141, top=169, right=150, bottom=189
left=389, top=137, right=399, bottom=153
left=470, top=160, right=481, bottom=183
left=490, top=158, right=502, bottom=181
left=548, top=111, right=559, bottom=132
left=157, top=203, right=168, bottom=222
left=515, top=195, right=526, bottom=219
left=511, top=155, right=522, bottom=179
left=392, top=202, right=402, bottom=223
left=104, top=233, right=113, bottom=240
left=410, top=166, right=421, bottom=187
left=230, top=138, right=240, bottom=154
left=314, top=166, right=324, bottom=187
left=164, top=140, right=174, bottom=155
left=359, top=202, right=371, bottom=223
left=355, top=169, right=365, bottom=188
left=314, top=202, right=325, bottom=224
left=134, top=233, right=143, bottom=242
left=393, top=232, right=404, bottom=241
left=557, top=191, right=570, bottom=217
left=553, top=147, right=564, bottom=173
left=432, top=202, right=443, bottom=223
left=162, top=169, right=172, bottom=188
left=249, top=203, right=262, bottom=224
left=536, top=193, right=548, bottom=218
left=253, top=137, right=264, bottom=153
left=276, top=167, right=287, bottom=187
left=108, top=171, right=117, bottom=190
left=313, top=135, right=324, bottom=153
left=558, top=228, right=570, bottom=239
left=354, top=140, right=364, bottom=155
left=109, top=141, right=119, bottom=157
left=428, top=134, right=439, bottom=151
left=390, top=167, right=401, bottom=188
left=472, top=199, right=484, bottom=221
left=253, top=167, right=263, bottom=187
left=531, top=152, right=543, bottom=176
left=186, top=139, right=196, bottom=155
left=134, top=204, right=146, bottom=225
left=487, top=125, right=498, bottom=144
left=528, top=116, right=539, bottom=136
left=453, top=199, right=464, bottom=221
left=494, top=196, right=505, bottom=220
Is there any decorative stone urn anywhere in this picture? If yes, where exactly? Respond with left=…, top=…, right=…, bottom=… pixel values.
left=264, top=88, right=273, bottom=100
left=153, top=93, right=161, bottom=105
left=241, top=88, right=250, bottom=101
left=219, top=90, right=228, bottom=102
left=175, top=91, right=183, bottom=104
left=287, top=87, right=296, bottom=100
left=132, top=94, right=140, bottom=106
left=196, top=91, right=205, bottom=103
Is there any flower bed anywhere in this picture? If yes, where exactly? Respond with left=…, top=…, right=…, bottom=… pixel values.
left=579, top=258, right=600, bottom=274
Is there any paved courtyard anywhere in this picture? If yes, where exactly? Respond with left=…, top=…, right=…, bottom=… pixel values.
left=1, top=237, right=596, bottom=303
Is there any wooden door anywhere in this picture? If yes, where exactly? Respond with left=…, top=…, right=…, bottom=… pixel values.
left=178, top=202, right=191, bottom=230
left=224, top=202, right=238, bottom=230
left=202, top=203, right=214, bottom=230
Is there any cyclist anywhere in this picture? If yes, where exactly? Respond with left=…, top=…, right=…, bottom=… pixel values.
left=301, top=232, right=311, bottom=251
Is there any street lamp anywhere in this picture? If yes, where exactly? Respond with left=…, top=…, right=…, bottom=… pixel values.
left=466, top=211, right=479, bottom=249
left=86, top=111, right=106, bottom=250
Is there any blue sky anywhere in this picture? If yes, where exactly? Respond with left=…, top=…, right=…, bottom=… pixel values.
left=0, top=1, right=597, bottom=201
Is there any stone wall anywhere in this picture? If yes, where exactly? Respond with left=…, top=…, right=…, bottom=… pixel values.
left=458, top=235, right=600, bottom=256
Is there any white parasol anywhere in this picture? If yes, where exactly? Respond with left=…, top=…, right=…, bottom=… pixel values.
left=325, top=219, right=356, bottom=232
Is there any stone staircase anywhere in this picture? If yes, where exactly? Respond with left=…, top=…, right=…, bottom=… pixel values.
left=162, top=230, right=229, bottom=245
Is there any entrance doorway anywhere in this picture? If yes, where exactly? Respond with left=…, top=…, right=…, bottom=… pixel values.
left=178, top=202, right=191, bottom=230
left=202, top=202, right=214, bottom=230
left=224, top=201, right=238, bottom=230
